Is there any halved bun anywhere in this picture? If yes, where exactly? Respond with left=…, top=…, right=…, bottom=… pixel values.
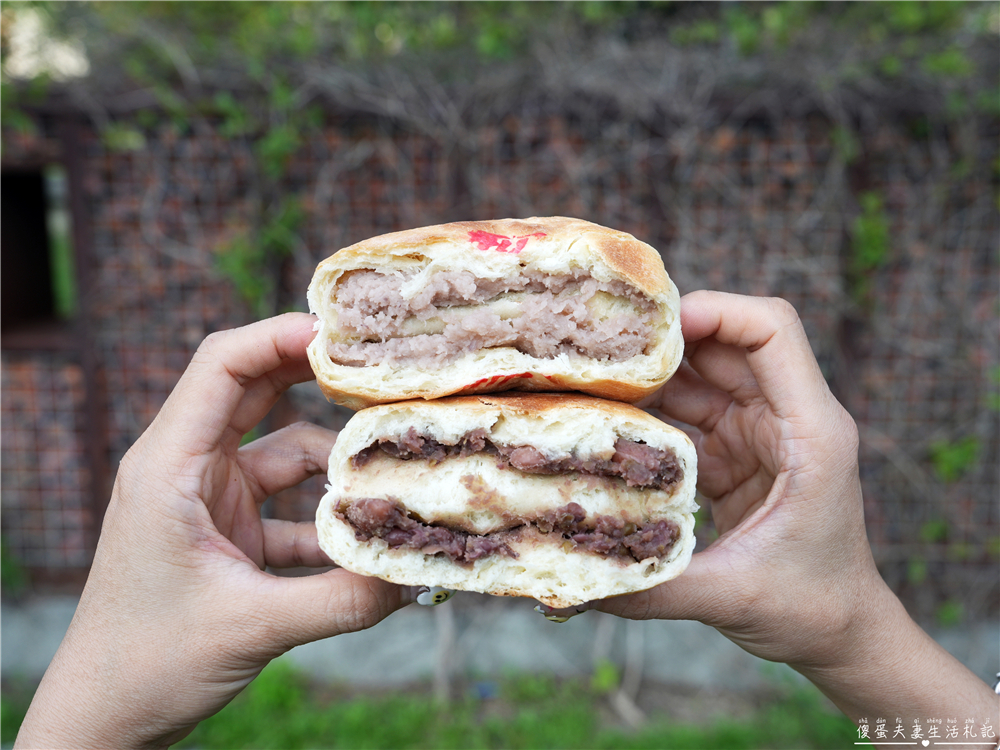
left=316, top=393, right=698, bottom=608
left=307, top=217, right=682, bottom=409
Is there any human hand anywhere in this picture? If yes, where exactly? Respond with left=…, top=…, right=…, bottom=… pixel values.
left=587, top=291, right=871, bottom=668
left=16, top=314, right=413, bottom=750
left=583, top=291, right=996, bottom=723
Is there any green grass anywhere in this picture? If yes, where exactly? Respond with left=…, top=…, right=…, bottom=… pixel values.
left=180, top=663, right=853, bottom=750
left=2, top=663, right=856, bottom=749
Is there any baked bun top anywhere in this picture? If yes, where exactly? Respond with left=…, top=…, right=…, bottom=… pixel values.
left=317, top=217, right=673, bottom=299
left=307, top=217, right=683, bottom=409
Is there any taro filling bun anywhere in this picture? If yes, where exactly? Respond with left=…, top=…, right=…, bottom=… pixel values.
left=307, top=217, right=683, bottom=409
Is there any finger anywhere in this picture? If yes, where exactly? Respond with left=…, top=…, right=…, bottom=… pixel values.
left=155, top=313, right=318, bottom=454
left=593, top=544, right=745, bottom=625
left=680, top=291, right=831, bottom=417
left=228, top=359, right=318, bottom=439
left=267, top=568, right=412, bottom=649
left=652, top=362, right=733, bottom=432
left=238, top=422, right=337, bottom=499
left=261, top=520, right=333, bottom=569
left=684, top=339, right=762, bottom=406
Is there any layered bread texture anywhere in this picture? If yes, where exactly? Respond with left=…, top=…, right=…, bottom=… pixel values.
left=307, top=217, right=683, bottom=409
left=316, top=393, right=698, bottom=608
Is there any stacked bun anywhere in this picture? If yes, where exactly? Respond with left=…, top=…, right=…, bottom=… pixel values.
left=308, top=217, right=697, bottom=607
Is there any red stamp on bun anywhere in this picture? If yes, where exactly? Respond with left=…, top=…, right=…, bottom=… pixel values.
left=468, top=230, right=546, bottom=254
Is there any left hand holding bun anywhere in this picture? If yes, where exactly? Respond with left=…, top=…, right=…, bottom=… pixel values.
left=15, top=314, right=413, bottom=750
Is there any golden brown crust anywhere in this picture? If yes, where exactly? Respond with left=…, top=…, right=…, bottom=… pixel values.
left=307, top=216, right=682, bottom=408
left=316, top=216, right=670, bottom=298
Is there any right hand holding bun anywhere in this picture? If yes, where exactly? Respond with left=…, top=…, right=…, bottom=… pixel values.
left=598, top=290, right=870, bottom=668
left=594, top=291, right=997, bottom=724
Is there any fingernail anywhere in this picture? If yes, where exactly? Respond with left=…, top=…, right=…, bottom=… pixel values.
left=416, top=586, right=456, bottom=606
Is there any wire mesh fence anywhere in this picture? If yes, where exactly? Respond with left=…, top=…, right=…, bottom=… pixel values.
left=1, top=108, right=997, bottom=624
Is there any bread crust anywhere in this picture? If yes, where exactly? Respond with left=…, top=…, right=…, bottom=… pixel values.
left=316, top=393, right=698, bottom=607
left=307, top=217, right=682, bottom=409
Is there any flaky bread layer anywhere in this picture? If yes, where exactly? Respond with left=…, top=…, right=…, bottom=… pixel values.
left=307, top=217, right=682, bottom=409
left=316, top=393, right=698, bottom=608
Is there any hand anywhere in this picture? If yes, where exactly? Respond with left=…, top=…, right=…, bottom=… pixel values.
left=599, top=290, right=872, bottom=668
left=592, top=291, right=996, bottom=723
left=16, top=314, right=413, bottom=750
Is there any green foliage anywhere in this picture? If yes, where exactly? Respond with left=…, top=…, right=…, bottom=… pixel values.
left=0, top=539, right=29, bottom=598
left=929, top=436, right=980, bottom=483
left=0, top=81, right=40, bottom=141
left=881, top=1, right=966, bottom=34
left=671, top=20, right=721, bottom=47
left=214, top=233, right=272, bottom=317
left=831, top=126, right=860, bottom=165
left=725, top=8, right=761, bottom=56
left=255, top=123, right=301, bottom=180
left=851, top=192, right=891, bottom=273
left=590, top=658, right=620, bottom=695
left=214, top=197, right=302, bottom=315
left=922, top=48, right=976, bottom=79
left=907, top=557, right=928, bottom=585
left=987, top=366, right=1000, bottom=411
left=975, top=87, right=1000, bottom=118
left=879, top=54, right=904, bottom=78
left=0, top=678, right=35, bottom=745
left=935, top=600, right=964, bottom=627
left=158, top=662, right=856, bottom=750
left=44, top=167, right=78, bottom=319
left=100, top=122, right=146, bottom=151
left=919, top=520, right=950, bottom=544
left=947, top=542, right=974, bottom=562
left=848, top=191, right=891, bottom=303
left=988, top=536, right=1000, bottom=559
left=213, top=91, right=256, bottom=138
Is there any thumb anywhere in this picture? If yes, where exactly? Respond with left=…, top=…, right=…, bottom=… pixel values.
left=594, top=546, right=745, bottom=626
left=266, top=568, right=413, bottom=649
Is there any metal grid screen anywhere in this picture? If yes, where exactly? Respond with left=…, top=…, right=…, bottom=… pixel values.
left=1, top=112, right=996, bottom=622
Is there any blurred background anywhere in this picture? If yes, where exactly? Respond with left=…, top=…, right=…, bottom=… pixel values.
left=1, top=2, right=998, bottom=747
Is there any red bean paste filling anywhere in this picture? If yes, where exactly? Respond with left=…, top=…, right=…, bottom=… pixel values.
left=339, top=428, right=683, bottom=565
left=351, top=427, right=684, bottom=491
left=339, top=498, right=680, bottom=566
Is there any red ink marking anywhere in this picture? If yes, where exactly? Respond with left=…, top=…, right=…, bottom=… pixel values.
left=468, top=230, right=546, bottom=254
left=462, top=372, right=535, bottom=390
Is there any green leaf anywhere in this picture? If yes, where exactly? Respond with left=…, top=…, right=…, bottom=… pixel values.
left=919, top=520, right=949, bottom=544
left=922, top=48, right=975, bottom=79
left=906, top=557, right=928, bottom=585
left=255, top=124, right=300, bottom=179
left=851, top=191, right=891, bottom=273
left=929, top=436, right=980, bottom=483
left=935, top=600, right=963, bottom=628
left=214, top=233, right=272, bottom=316
left=988, top=537, right=1000, bottom=559
left=590, top=658, right=620, bottom=695
left=101, top=123, right=146, bottom=151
